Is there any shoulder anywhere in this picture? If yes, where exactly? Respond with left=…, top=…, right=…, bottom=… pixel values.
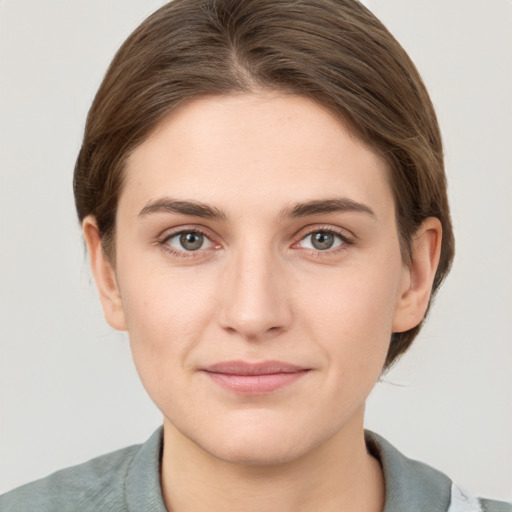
left=450, top=485, right=511, bottom=512
left=0, top=442, right=142, bottom=512
left=365, top=430, right=511, bottom=512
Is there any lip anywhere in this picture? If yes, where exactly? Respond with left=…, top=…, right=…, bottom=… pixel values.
left=201, top=360, right=311, bottom=395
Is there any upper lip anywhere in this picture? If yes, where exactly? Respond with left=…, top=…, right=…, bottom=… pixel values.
left=203, top=360, right=308, bottom=375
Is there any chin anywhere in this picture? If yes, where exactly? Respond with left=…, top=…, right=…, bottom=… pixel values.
left=207, top=435, right=309, bottom=467
left=188, top=416, right=323, bottom=467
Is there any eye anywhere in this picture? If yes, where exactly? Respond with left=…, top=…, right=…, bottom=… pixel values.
left=299, top=230, right=345, bottom=251
left=164, top=230, right=214, bottom=252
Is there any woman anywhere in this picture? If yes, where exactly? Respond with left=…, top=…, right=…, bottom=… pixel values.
left=1, top=1, right=510, bottom=510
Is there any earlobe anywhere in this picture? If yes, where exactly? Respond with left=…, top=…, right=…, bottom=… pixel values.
left=392, top=217, right=443, bottom=333
left=82, top=216, right=127, bottom=331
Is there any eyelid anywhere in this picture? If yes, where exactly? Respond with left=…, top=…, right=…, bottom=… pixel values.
left=294, top=224, right=355, bottom=242
left=155, top=223, right=355, bottom=258
left=157, top=225, right=221, bottom=257
left=292, top=224, right=355, bottom=252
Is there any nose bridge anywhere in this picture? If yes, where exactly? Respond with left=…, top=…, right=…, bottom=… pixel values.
left=218, top=236, right=291, bottom=339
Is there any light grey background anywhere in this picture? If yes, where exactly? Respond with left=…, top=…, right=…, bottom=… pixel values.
left=1, top=0, right=511, bottom=501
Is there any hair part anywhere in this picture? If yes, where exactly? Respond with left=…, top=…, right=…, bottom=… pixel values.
left=73, top=0, right=454, bottom=368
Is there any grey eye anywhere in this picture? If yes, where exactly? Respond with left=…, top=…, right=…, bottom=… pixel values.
left=180, top=232, right=204, bottom=251
left=166, top=231, right=213, bottom=252
left=311, top=232, right=334, bottom=250
left=301, top=231, right=343, bottom=251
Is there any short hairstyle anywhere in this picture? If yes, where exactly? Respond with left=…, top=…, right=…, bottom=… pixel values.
left=73, top=0, right=455, bottom=368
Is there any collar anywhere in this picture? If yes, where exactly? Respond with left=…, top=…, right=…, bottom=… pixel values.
left=124, top=427, right=167, bottom=512
left=123, top=427, right=456, bottom=512
left=365, top=430, right=452, bottom=512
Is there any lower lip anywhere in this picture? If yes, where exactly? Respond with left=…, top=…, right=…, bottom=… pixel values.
left=203, top=371, right=309, bottom=394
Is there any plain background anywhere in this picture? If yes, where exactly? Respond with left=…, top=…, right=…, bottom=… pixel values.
left=1, top=0, right=511, bottom=501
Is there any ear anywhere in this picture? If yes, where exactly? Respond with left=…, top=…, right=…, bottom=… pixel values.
left=82, top=216, right=127, bottom=331
left=392, top=217, right=442, bottom=333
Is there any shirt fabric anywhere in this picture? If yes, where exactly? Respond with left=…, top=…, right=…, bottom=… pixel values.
left=1, top=428, right=510, bottom=512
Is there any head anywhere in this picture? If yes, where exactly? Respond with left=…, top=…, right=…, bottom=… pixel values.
left=74, top=0, right=454, bottom=370
left=74, top=0, right=454, bottom=462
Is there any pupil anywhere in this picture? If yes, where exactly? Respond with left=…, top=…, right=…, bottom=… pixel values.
left=312, top=232, right=334, bottom=250
left=180, top=232, right=203, bottom=251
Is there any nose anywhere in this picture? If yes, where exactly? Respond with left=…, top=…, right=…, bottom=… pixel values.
left=217, top=242, right=293, bottom=341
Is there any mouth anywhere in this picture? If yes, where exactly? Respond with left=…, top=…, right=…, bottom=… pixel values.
left=201, top=360, right=311, bottom=395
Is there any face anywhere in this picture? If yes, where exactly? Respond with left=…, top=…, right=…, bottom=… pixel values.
left=87, top=93, right=432, bottom=465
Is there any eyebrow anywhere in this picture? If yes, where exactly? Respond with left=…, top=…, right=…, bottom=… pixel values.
left=139, top=198, right=228, bottom=220
left=138, top=197, right=375, bottom=221
left=279, top=198, right=376, bottom=220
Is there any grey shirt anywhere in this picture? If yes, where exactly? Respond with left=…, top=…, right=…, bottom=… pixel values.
left=1, top=428, right=510, bottom=512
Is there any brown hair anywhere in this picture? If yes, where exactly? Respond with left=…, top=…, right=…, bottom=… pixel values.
left=73, top=0, right=454, bottom=368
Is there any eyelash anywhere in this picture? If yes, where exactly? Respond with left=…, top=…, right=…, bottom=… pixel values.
left=158, top=227, right=216, bottom=259
left=157, top=226, right=354, bottom=259
left=294, top=227, right=354, bottom=257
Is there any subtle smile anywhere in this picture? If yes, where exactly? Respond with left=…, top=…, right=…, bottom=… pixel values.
left=201, top=360, right=311, bottom=395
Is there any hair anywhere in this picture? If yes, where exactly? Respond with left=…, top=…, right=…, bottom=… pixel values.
left=73, top=0, right=454, bottom=369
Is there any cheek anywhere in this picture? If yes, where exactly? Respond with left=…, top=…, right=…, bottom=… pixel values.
left=121, top=260, right=216, bottom=332
left=117, top=264, right=218, bottom=388
left=298, top=254, right=403, bottom=372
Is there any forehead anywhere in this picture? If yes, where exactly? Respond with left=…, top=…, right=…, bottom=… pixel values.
left=121, top=93, right=394, bottom=220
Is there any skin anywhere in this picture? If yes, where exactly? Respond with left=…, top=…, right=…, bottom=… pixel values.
left=84, top=92, right=441, bottom=512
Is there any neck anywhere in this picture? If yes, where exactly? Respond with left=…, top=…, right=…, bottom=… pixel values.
left=160, top=408, right=385, bottom=512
